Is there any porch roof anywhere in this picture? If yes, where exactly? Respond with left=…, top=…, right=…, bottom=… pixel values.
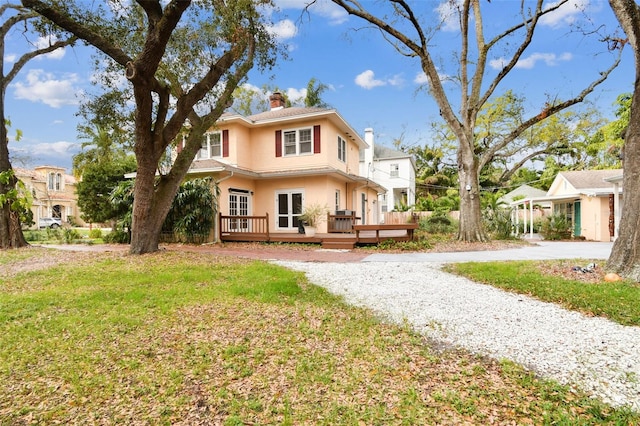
left=509, top=189, right=621, bottom=207
left=187, top=159, right=387, bottom=193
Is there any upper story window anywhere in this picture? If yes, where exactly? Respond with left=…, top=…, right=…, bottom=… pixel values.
left=197, top=131, right=222, bottom=160
left=390, top=163, right=399, bottom=178
left=283, top=128, right=312, bottom=156
left=337, top=136, right=346, bottom=162
left=48, top=172, right=63, bottom=191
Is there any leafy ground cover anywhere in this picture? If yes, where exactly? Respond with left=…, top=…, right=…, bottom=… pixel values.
left=1, top=247, right=638, bottom=425
left=446, top=260, right=640, bottom=327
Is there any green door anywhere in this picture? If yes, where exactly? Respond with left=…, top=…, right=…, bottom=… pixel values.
left=573, top=201, right=581, bottom=237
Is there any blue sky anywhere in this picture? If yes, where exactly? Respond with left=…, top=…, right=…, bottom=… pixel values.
left=5, top=0, right=634, bottom=173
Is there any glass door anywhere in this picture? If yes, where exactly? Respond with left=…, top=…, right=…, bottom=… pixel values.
left=276, top=191, right=303, bottom=230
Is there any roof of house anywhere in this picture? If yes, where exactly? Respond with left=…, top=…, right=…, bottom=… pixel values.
left=558, top=169, right=623, bottom=190
left=14, top=167, right=77, bottom=185
left=217, top=106, right=367, bottom=149
left=498, top=184, right=548, bottom=204
left=187, top=159, right=387, bottom=193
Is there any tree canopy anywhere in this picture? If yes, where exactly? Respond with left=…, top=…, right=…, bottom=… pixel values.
left=328, top=0, right=623, bottom=242
left=23, top=0, right=281, bottom=254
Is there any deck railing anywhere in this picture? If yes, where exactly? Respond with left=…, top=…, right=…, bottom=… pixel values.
left=327, top=212, right=358, bottom=233
left=219, top=213, right=270, bottom=241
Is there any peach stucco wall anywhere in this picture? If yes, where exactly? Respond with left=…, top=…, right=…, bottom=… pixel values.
left=217, top=174, right=379, bottom=234
left=219, top=118, right=361, bottom=176
left=578, top=196, right=611, bottom=242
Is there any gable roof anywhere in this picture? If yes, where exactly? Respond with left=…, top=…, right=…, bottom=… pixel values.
left=187, top=159, right=387, bottom=193
left=498, top=184, right=547, bottom=204
left=14, top=166, right=76, bottom=185
left=218, top=107, right=367, bottom=149
left=559, top=169, right=623, bottom=190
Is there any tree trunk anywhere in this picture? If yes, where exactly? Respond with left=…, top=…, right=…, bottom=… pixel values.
left=605, top=74, right=640, bottom=280
left=0, top=101, right=28, bottom=249
left=456, top=143, right=487, bottom=242
left=606, top=0, right=640, bottom=281
left=129, top=137, right=184, bottom=255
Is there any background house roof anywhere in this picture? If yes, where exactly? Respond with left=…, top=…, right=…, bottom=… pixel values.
left=558, top=169, right=623, bottom=190
left=499, top=184, right=548, bottom=204
left=359, top=144, right=416, bottom=168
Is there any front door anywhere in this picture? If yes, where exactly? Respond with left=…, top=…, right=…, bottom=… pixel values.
left=573, top=201, right=581, bottom=237
left=276, top=190, right=303, bottom=230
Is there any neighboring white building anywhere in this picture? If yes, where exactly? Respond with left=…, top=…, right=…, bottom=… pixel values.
left=359, top=128, right=416, bottom=222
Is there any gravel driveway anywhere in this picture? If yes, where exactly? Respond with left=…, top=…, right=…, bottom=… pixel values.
left=272, top=256, right=640, bottom=412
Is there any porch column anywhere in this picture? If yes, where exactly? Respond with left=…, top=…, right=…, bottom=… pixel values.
left=530, top=200, right=534, bottom=239
left=613, top=182, right=620, bottom=241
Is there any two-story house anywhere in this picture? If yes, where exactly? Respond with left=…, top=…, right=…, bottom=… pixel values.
left=359, top=128, right=416, bottom=221
left=15, top=166, right=84, bottom=227
left=184, top=93, right=385, bottom=238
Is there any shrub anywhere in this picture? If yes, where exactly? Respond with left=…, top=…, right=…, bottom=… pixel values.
left=103, top=229, right=130, bottom=244
left=421, top=214, right=457, bottom=234
left=63, top=228, right=82, bottom=244
left=540, top=214, right=572, bottom=240
left=88, top=229, right=103, bottom=239
left=484, top=208, right=515, bottom=240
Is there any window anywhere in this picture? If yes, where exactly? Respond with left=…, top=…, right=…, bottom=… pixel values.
left=197, top=132, right=222, bottom=159
left=210, top=132, right=222, bottom=157
left=283, top=128, right=312, bottom=156
left=48, top=172, right=62, bottom=191
left=337, top=136, right=346, bottom=162
left=335, top=190, right=340, bottom=212
left=390, top=163, right=399, bottom=178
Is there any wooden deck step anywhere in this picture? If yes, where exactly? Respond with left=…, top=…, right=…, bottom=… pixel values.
left=321, top=240, right=356, bottom=250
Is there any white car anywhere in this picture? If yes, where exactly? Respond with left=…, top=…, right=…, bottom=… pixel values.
left=39, top=217, right=62, bottom=229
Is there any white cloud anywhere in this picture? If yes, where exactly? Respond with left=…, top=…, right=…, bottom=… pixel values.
left=516, top=52, right=573, bottom=69
left=30, top=141, right=78, bottom=157
left=4, top=53, right=17, bottom=63
left=436, top=0, right=462, bottom=32
left=275, top=0, right=348, bottom=25
left=355, top=70, right=387, bottom=90
left=540, top=0, right=590, bottom=28
left=12, top=69, right=82, bottom=108
left=267, top=19, right=298, bottom=41
left=34, top=35, right=66, bottom=60
left=414, top=70, right=451, bottom=85
left=286, top=87, right=306, bottom=103
left=388, top=74, right=405, bottom=87
left=489, top=52, right=573, bottom=70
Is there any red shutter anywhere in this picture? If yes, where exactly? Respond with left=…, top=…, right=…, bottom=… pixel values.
left=313, top=125, right=321, bottom=154
left=275, top=130, right=282, bottom=157
left=222, top=129, right=229, bottom=157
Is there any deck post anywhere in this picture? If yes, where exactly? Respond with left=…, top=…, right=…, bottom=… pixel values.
left=265, top=212, right=270, bottom=242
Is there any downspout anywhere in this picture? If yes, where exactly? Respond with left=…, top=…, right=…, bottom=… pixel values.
left=213, top=171, right=234, bottom=242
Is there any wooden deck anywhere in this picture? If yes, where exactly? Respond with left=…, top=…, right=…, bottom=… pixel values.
left=219, top=214, right=417, bottom=249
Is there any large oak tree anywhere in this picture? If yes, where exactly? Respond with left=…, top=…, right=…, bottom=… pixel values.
left=22, top=0, right=278, bottom=254
left=607, top=0, right=640, bottom=281
left=328, top=0, right=622, bottom=241
left=0, top=2, right=74, bottom=249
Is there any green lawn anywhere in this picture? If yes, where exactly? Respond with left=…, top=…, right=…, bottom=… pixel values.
left=446, top=260, right=640, bottom=326
left=1, top=248, right=637, bottom=425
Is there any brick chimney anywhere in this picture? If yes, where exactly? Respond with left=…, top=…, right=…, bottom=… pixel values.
left=269, top=92, right=285, bottom=111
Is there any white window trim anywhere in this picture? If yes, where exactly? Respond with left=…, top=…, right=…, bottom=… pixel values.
left=197, top=131, right=222, bottom=160
left=282, top=127, right=313, bottom=157
left=390, top=163, right=399, bottom=178
left=337, top=135, right=346, bottom=163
